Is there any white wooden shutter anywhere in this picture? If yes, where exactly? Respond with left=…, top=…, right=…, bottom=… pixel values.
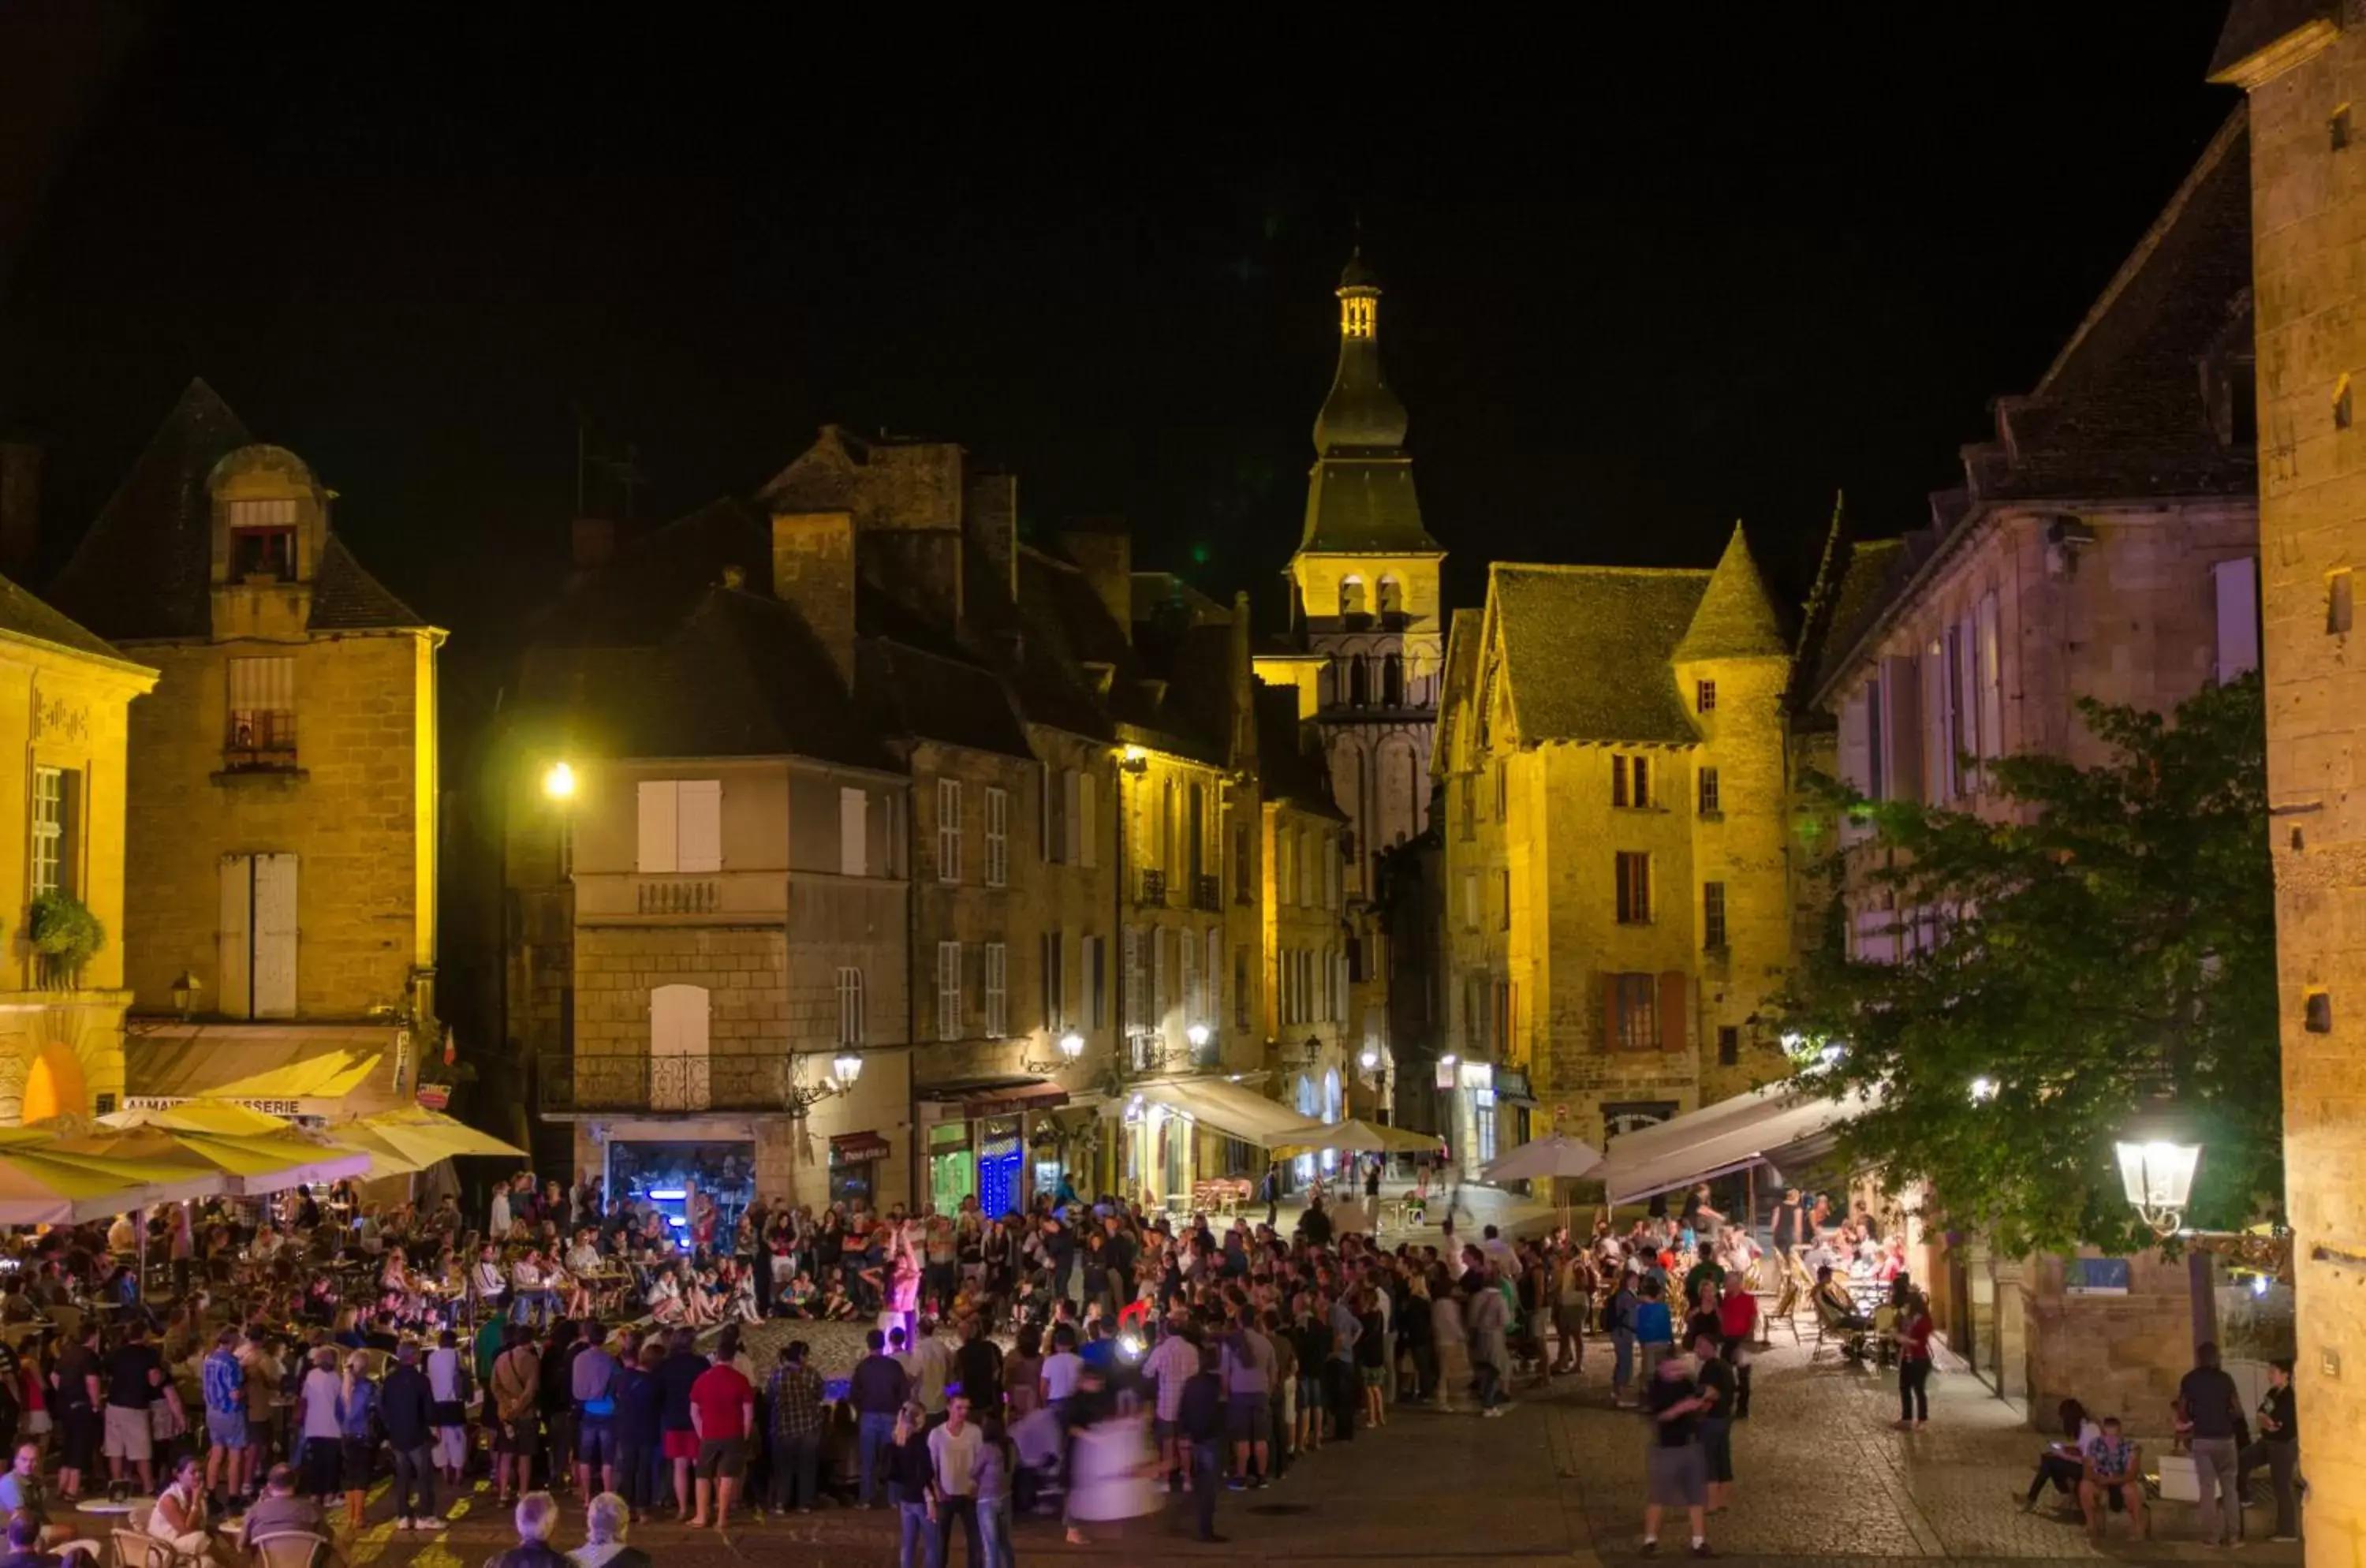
left=636, top=782, right=678, bottom=873
left=252, top=853, right=298, bottom=1019
left=2215, top=557, right=2260, bottom=683
left=1066, top=769, right=1086, bottom=867
left=1879, top=654, right=1923, bottom=804
left=1041, top=763, right=1055, bottom=864
left=984, top=943, right=1007, bottom=1037
left=1152, top=927, right=1168, bottom=1032
left=839, top=787, right=868, bottom=877
left=1954, top=618, right=1980, bottom=787
left=675, top=779, right=721, bottom=873
left=1921, top=640, right=1950, bottom=805
left=218, top=856, right=253, bottom=1019
left=1206, top=929, right=1222, bottom=1030
left=1976, top=592, right=2004, bottom=760
left=1181, top=928, right=1200, bottom=1028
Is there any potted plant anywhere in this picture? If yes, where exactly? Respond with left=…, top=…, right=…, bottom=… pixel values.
left=28, top=890, right=103, bottom=987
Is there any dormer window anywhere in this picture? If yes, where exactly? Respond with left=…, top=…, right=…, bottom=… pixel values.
left=227, top=498, right=298, bottom=581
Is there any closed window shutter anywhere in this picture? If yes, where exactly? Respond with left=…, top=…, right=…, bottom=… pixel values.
left=675, top=780, right=722, bottom=873
left=1065, top=770, right=1084, bottom=865
left=1976, top=592, right=2004, bottom=760
left=1838, top=689, right=1872, bottom=846
left=1152, top=928, right=1168, bottom=1031
left=1922, top=640, right=1949, bottom=805
left=636, top=782, right=678, bottom=874
left=1601, top=973, right=1621, bottom=1051
left=218, top=856, right=253, bottom=1019
left=1658, top=971, right=1688, bottom=1054
left=252, top=853, right=299, bottom=1019
left=1042, top=763, right=1058, bottom=864
left=1954, top=617, right=1981, bottom=786
left=2214, top=558, right=2260, bottom=683
left=1207, top=929, right=1222, bottom=1029
left=1879, top=655, right=1923, bottom=802
left=839, top=788, right=868, bottom=877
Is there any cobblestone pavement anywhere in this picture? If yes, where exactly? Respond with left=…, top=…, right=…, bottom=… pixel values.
left=327, top=1313, right=2300, bottom=1566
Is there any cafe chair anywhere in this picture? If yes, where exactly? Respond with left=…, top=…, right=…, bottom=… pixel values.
left=251, top=1531, right=332, bottom=1568
left=113, top=1529, right=207, bottom=1568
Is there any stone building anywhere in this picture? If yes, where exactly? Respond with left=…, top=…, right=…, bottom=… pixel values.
left=1431, top=528, right=1796, bottom=1173
left=1787, top=106, right=2260, bottom=1419
left=0, top=546, right=154, bottom=1118
left=1256, top=681, right=1357, bottom=1171
left=47, top=380, right=442, bottom=1115
left=2212, top=4, right=2366, bottom=1546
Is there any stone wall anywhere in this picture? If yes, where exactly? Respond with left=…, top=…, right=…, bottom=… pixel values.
left=122, top=632, right=434, bottom=1017
left=2021, top=1250, right=2196, bottom=1430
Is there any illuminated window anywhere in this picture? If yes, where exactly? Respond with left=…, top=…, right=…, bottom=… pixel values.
left=226, top=656, right=297, bottom=765
left=30, top=767, right=75, bottom=898
left=1342, top=296, right=1374, bottom=338
left=1717, top=1025, right=1740, bottom=1066
left=1704, top=881, right=1728, bottom=950
left=1696, top=679, right=1717, bottom=713
left=1338, top=576, right=1366, bottom=617
left=226, top=497, right=298, bottom=581
left=1610, top=973, right=1658, bottom=1051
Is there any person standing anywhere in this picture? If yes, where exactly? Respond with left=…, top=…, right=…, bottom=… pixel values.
left=2237, top=1358, right=2299, bottom=1543
left=2179, top=1341, right=2245, bottom=1548
left=1642, top=1350, right=1710, bottom=1558
left=765, top=1342, right=826, bottom=1516
left=652, top=1329, right=707, bottom=1521
left=1715, top=1273, right=1757, bottom=1420
left=972, top=1413, right=1017, bottom=1568
left=1890, top=1290, right=1934, bottom=1431
left=1175, top=1342, right=1226, bottom=1545
left=200, top=1328, right=248, bottom=1510
left=103, top=1321, right=180, bottom=1497
left=572, top=1323, right=620, bottom=1500
left=1691, top=1333, right=1737, bottom=1514
left=491, top=1327, right=543, bottom=1507
left=924, top=1393, right=982, bottom=1563
left=379, top=1341, right=443, bottom=1532
left=295, top=1347, right=344, bottom=1506
left=426, top=1329, right=472, bottom=1491
left=849, top=1330, right=910, bottom=1507
left=887, top=1402, right=938, bottom=1568
left=1465, top=1267, right=1510, bottom=1418
left=1220, top=1310, right=1272, bottom=1490
left=685, top=1348, right=752, bottom=1532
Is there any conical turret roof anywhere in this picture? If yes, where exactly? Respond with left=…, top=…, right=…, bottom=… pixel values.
left=1672, top=523, right=1786, bottom=663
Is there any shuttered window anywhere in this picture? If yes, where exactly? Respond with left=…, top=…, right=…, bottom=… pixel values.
left=835, top=968, right=865, bottom=1046
left=1122, top=928, right=1147, bottom=1033
left=1614, top=852, right=1651, bottom=924
left=218, top=853, right=297, bottom=1020
left=1606, top=973, right=1657, bottom=1051
left=937, top=779, right=963, bottom=883
left=226, top=656, right=297, bottom=760
left=937, top=941, right=963, bottom=1041
left=1076, top=771, right=1095, bottom=868
left=2215, top=558, right=2260, bottom=684
left=649, top=983, right=711, bottom=1111
left=1206, top=929, right=1222, bottom=1036
left=636, top=780, right=721, bottom=874
left=984, top=942, right=1008, bottom=1037
left=1180, top=925, right=1200, bottom=1029
left=984, top=786, right=1009, bottom=887
left=839, top=787, right=868, bottom=877
left=30, top=767, right=75, bottom=898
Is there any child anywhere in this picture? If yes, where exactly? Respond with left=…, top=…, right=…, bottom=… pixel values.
left=782, top=1272, right=816, bottom=1319
left=819, top=1281, right=854, bottom=1320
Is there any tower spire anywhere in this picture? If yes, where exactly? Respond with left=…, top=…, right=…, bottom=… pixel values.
left=1313, top=252, right=1403, bottom=454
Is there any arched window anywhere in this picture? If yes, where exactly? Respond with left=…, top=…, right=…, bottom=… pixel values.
left=1381, top=652, right=1404, bottom=707
left=650, top=984, right=712, bottom=1111
left=1348, top=655, right=1369, bottom=707
left=1376, top=576, right=1404, bottom=615
left=1338, top=576, right=1366, bottom=618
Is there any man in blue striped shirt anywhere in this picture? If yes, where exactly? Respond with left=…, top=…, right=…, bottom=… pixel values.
left=201, top=1328, right=248, bottom=1506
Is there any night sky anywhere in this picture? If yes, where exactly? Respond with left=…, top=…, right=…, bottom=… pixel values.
left=0, top=8, right=2238, bottom=685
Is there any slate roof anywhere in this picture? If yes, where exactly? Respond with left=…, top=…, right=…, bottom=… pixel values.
left=859, top=639, right=1033, bottom=760
left=1670, top=525, right=1787, bottom=664
left=47, top=378, right=431, bottom=640
left=0, top=570, right=144, bottom=667
left=1490, top=565, right=1711, bottom=746
left=1958, top=107, right=2254, bottom=505
left=533, top=497, right=770, bottom=649
left=1804, top=539, right=1907, bottom=708
left=1300, top=457, right=1439, bottom=554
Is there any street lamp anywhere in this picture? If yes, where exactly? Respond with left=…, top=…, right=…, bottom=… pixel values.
left=1058, top=1030, right=1085, bottom=1061
left=831, top=1048, right=864, bottom=1087
left=170, top=970, right=201, bottom=1022
left=1969, top=1076, right=1998, bottom=1103
left=2114, top=1114, right=2203, bottom=1238
left=1358, top=1044, right=1379, bottom=1073
left=542, top=760, right=577, bottom=800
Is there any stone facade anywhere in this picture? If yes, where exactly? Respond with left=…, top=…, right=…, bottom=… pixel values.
left=1434, top=536, right=1797, bottom=1167
left=2215, top=6, right=2366, bottom=1552
left=1264, top=796, right=1352, bottom=1131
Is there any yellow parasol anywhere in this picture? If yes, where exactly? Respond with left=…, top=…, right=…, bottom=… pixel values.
left=40, top=1126, right=367, bottom=1197
left=98, top=1102, right=296, bottom=1137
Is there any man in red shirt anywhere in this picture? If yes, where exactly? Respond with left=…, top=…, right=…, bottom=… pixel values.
left=1716, top=1273, right=1759, bottom=1419
left=686, top=1355, right=756, bottom=1530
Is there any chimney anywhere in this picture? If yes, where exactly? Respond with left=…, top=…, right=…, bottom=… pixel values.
left=569, top=516, right=615, bottom=574
left=0, top=442, right=38, bottom=584
left=772, top=510, right=858, bottom=686
left=963, top=469, right=1019, bottom=607
left=1059, top=520, right=1132, bottom=644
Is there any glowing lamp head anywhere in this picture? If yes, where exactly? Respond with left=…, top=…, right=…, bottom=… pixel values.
left=1186, top=1024, right=1211, bottom=1048
left=542, top=760, right=577, bottom=801
left=1358, top=1046, right=1379, bottom=1071
left=831, top=1049, right=864, bottom=1086
left=2113, top=1115, right=2202, bottom=1237
left=1057, top=1030, right=1085, bottom=1061
left=1969, top=1076, right=1998, bottom=1104
left=1440, top=1052, right=1457, bottom=1069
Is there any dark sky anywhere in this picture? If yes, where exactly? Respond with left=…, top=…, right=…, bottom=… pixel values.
left=0, top=8, right=2239, bottom=683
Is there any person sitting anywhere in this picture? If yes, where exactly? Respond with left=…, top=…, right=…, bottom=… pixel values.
left=0, top=1507, right=93, bottom=1568
left=1814, top=1266, right=1872, bottom=1331
left=147, top=1454, right=218, bottom=1565
left=2078, top=1417, right=2146, bottom=1540
left=644, top=1268, right=685, bottom=1327
left=565, top=1492, right=649, bottom=1568
left=2024, top=1398, right=2099, bottom=1513
left=780, top=1272, right=815, bottom=1319
left=238, top=1464, right=324, bottom=1550
left=0, top=1446, right=79, bottom=1555
left=489, top=1493, right=571, bottom=1568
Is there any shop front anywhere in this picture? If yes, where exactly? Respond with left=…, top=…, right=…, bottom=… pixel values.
left=916, top=1078, right=1069, bottom=1218
left=829, top=1129, right=891, bottom=1211
left=604, top=1133, right=755, bottom=1248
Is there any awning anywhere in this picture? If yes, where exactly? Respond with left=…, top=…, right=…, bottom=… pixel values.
left=917, top=1077, right=1067, bottom=1117
left=336, top=1107, right=524, bottom=1164
left=832, top=1131, right=891, bottom=1163
left=1139, top=1078, right=1306, bottom=1149
left=125, top=1032, right=398, bottom=1115
left=41, top=1126, right=369, bottom=1197
left=1597, top=1084, right=1879, bottom=1204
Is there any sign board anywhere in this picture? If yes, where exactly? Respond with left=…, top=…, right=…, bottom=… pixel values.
left=2064, top=1256, right=2132, bottom=1297
left=1434, top=1061, right=1454, bottom=1091
left=414, top=1084, right=451, bottom=1111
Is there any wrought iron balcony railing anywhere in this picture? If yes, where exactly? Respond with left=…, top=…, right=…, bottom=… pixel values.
left=1190, top=874, right=1222, bottom=912
left=1137, top=869, right=1169, bottom=907
left=538, top=1051, right=800, bottom=1114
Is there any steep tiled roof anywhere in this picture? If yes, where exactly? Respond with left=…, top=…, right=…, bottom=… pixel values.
left=1491, top=566, right=1709, bottom=746
left=1961, top=107, right=2255, bottom=504
left=535, top=498, right=770, bottom=649
left=0, top=571, right=143, bottom=666
left=310, top=535, right=431, bottom=631
left=859, top=639, right=1033, bottom=760
left=2208, top=0, right=2336, bottom=81
left=1671, top=525, right=1786, bottom=664
left=1300, top=458, right=1438, bottom=554
left=1804, top=539, right=1907, bottom=707
left=48, top=379, right=251, bottom=641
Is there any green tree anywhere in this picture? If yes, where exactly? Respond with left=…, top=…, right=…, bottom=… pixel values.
left=1783, top=673, right=2277, bottom=1256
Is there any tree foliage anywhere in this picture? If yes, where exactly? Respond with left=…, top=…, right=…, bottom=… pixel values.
left=1782, top=674, right=2277, bottom=1256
